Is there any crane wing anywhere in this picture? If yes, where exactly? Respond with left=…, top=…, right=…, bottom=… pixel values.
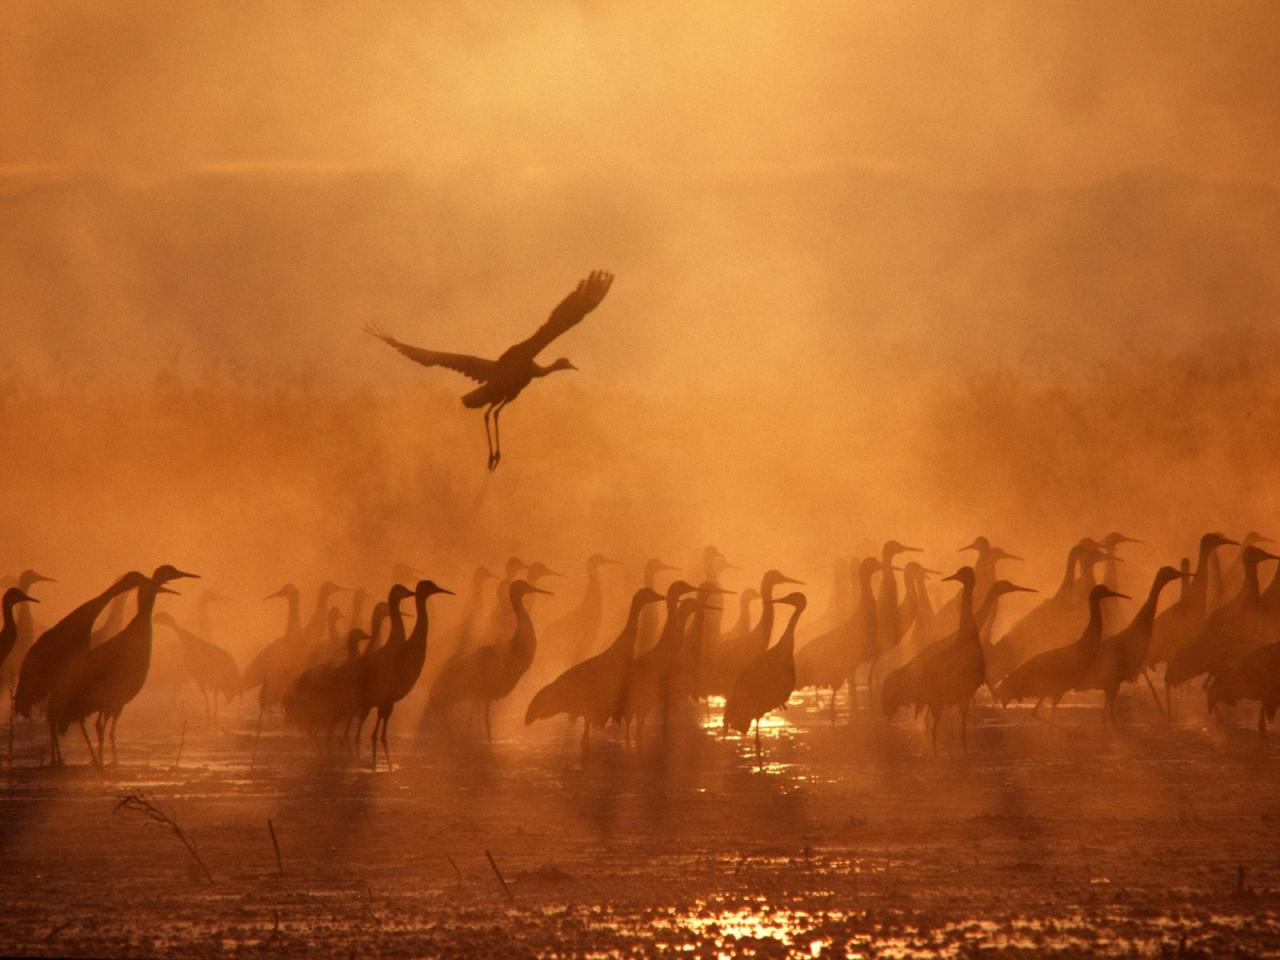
left=365, top=324, right=496, bottom=384
left=504, top=269, right=613, bottom=360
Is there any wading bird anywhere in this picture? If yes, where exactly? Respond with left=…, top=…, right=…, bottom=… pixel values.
left=621, top=580, right=700, bottom=741
left=711, top=569, right=804, bottom=698
left=1078, top=566, right=1187, bottom=722
left=366, top=270, right=614, bottom=469
left=428, top=579, right=550, bottom=740
left=15, top=571, right=151, bottom=758
left=363, top=579, right=453, bottom=769
left=795, top=557, right=879, bottom=720
left=0, top=570, right=53, bottom=691
left=995, top=584, right=1129, bottom=719
left=48, top=566, right=198, bottom=767
left=525, top=586, right=663, bottom=755
left=546, top=554, right=621, bottom=661
left=724, top=592, right=806, bottom=759
left=0, top=587, right=40, bottom=680
left=152, top=612, right=241, bottom=724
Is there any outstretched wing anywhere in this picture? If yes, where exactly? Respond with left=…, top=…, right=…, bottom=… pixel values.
left=365, top=323, right=496, bottom=384
left=504, top=270, right=614, bottom=360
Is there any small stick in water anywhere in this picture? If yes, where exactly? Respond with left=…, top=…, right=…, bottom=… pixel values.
left=445, top=851, right=462, bottom=888
left=484, top=849, right=514, bottom=902
left=268, top=819, right=284, bottom=874
left=174, top=718, right=187, bottom=768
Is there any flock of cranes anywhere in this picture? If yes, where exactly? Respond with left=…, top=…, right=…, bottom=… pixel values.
left=3, top=530, right=1279, bottom=769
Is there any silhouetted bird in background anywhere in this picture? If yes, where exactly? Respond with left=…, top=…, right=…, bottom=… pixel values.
left=724, top=591, right=806, bottom=759
left=152, top=612, right=241, bottom=724
left=1145, top=533, right=1236, bottom=686
left=996, top=584, right=1129, bottom=719
left=621, top=580, right=700, bottom=741
left=49, top=566, right=198, bottom=767
left=795, top=557, right=879, bottom=720
left=366, top=270, right=614, bottom=469
left=363, top=579, right=453, bottom=770
left=16, top=570, right=151, bottom=762
left=636, top=558, right=680, bottom=656
left=428, top=579, right=550, bottom=740
left=0, top=570, right=53, bottom=692
left=546, top=554, right=621, bottom=661
left=0, top=587, right=40, bottom=682
left=525, top=586, right=663, bottom=755
left=1079, top=566, right=1187, bottom=722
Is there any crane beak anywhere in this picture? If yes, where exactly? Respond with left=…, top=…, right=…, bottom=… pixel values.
left=14, top=591, right=38, bottom=604
left=170, top=570, right=200, bottom=581
left=28, top=573, right=56, bottom=585
left=1008, top=585, right=1038, bottom=594
left=528, top=586, right=554, bottom=596
left=922, top=567, right=943, bottom=576
left=157, top=586, right=182, bottom=596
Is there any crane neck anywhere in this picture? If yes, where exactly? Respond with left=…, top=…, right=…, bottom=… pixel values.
left=618, top=596, right=652, bottom=656
left=655, top=601, right=697, bottom=656
left=776, top=604, right=803, bottom=653
left=406, top=592, right=430, bottom=651
left=0, top=595, right=20, bottom=646
left=1131, top=575, right=1174, bottom=635
left=1082, top=594, right=1108, bottom=650
left=1056, top=547, right=1080, bottom=598
left=729, top=593, right=754, bottom=638
left=510, top=592, right=537, bottom=656
left=956, top=578, right=979, bottom=651
left=386, top=595, right=408, bottom=647
left=283, top=593, right=302, bottom=637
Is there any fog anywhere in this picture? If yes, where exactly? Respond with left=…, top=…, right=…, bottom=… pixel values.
left=4, top=0, right=1280, bottom=655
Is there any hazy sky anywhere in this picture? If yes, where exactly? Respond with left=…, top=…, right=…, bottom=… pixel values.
left=4, top=1, right=1279, bottom=188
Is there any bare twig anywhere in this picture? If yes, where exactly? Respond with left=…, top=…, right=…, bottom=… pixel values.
left=115, top=791, right=213, bottom=882
left=268, top=819, right=284, bottom=874
left=484, top=849, right=514, bottom=902
left=174, top=718, right=187, bottom=769
left=445, top=851, right=462, bottom=888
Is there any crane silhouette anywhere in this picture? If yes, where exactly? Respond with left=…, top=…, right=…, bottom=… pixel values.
left=48, top=566, right=198, bottom=767
left=0, top=570, right=53, bottom=693
left=621, top=580, right=700, bottom=743
left=995, top=584, right=1129, bottom=720
left=15, top=570, right=151, bottom=763
left=724, top=591, right=806, bottom=760
left=545, top=554, right=621, bottom=661
left=525, top=586, right=663, bottom=755
left=363, top=579, right=453, bottom=770
left=0, top=587, right=39, bottom=681
left=366, top=270, right=614, bottom=469
left=427, top=579, right=550, bottom=741
left=1078, top=566, right=1187, bottom=723
left=152, top=612, right=241, bottom=725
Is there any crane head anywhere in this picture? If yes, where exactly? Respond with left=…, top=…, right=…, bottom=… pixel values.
left=265, top=583, right=299, bottom=601
left=942, top=566, right=976, bottom=587
left=3, top=587, right=38, bottom=607
left=1090, top=585, right=1130, bottom=602
left=416, top=579, right=456, bottom=599
left=153, top=565, right=199, bottom=584
left=774, top=591, right=808, bottom=611
left=547, top=357, right=577, bottom=373
left=959, top=536, right=990, bottom=553
left=19, top=570, right=55, bottom=588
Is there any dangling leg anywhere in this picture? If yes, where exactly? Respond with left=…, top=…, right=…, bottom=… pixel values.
left=490, top=400, right=510, bottom=470
left=483, top=406, right=496, bottom=469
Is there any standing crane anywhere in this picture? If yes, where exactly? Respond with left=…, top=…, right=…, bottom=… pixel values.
left=545, top=554, right=620, bottom=661
left=48, top=566, right=198, bottom=767
left=366, top=270, right=614, bottom=470
left=525, top=586, right=663, bottom=755
left=427, top=579, right=550, bottom=741
left=724, top=592, right=807, bottom=759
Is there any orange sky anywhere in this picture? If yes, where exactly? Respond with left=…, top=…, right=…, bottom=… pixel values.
left=3, top=1, right=1279, bottom=189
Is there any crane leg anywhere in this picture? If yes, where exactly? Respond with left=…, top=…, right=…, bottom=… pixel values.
left=580, top=721, right=590, bottom=758
left=78, top=720, right=98, bottom=768
left=94, top=714, right=106, bottom=767
left=355, top=709, right=369, bottom=761
left=48, top=719, right=60, bottom=767
left=929, top=710, right=939, bottom=756
left=491, top=401, right=507, bottom=470
left=1142, top=670, right=1165, bottom=717
left=754, top=719, right=761, bottom=760
left=109, top=713, right=119, bottom=766
left=483, top=406, right=496, bottom=469
left=380, top=707, right=393, bottom=771
left=369, top=714, right=381, bottom=771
